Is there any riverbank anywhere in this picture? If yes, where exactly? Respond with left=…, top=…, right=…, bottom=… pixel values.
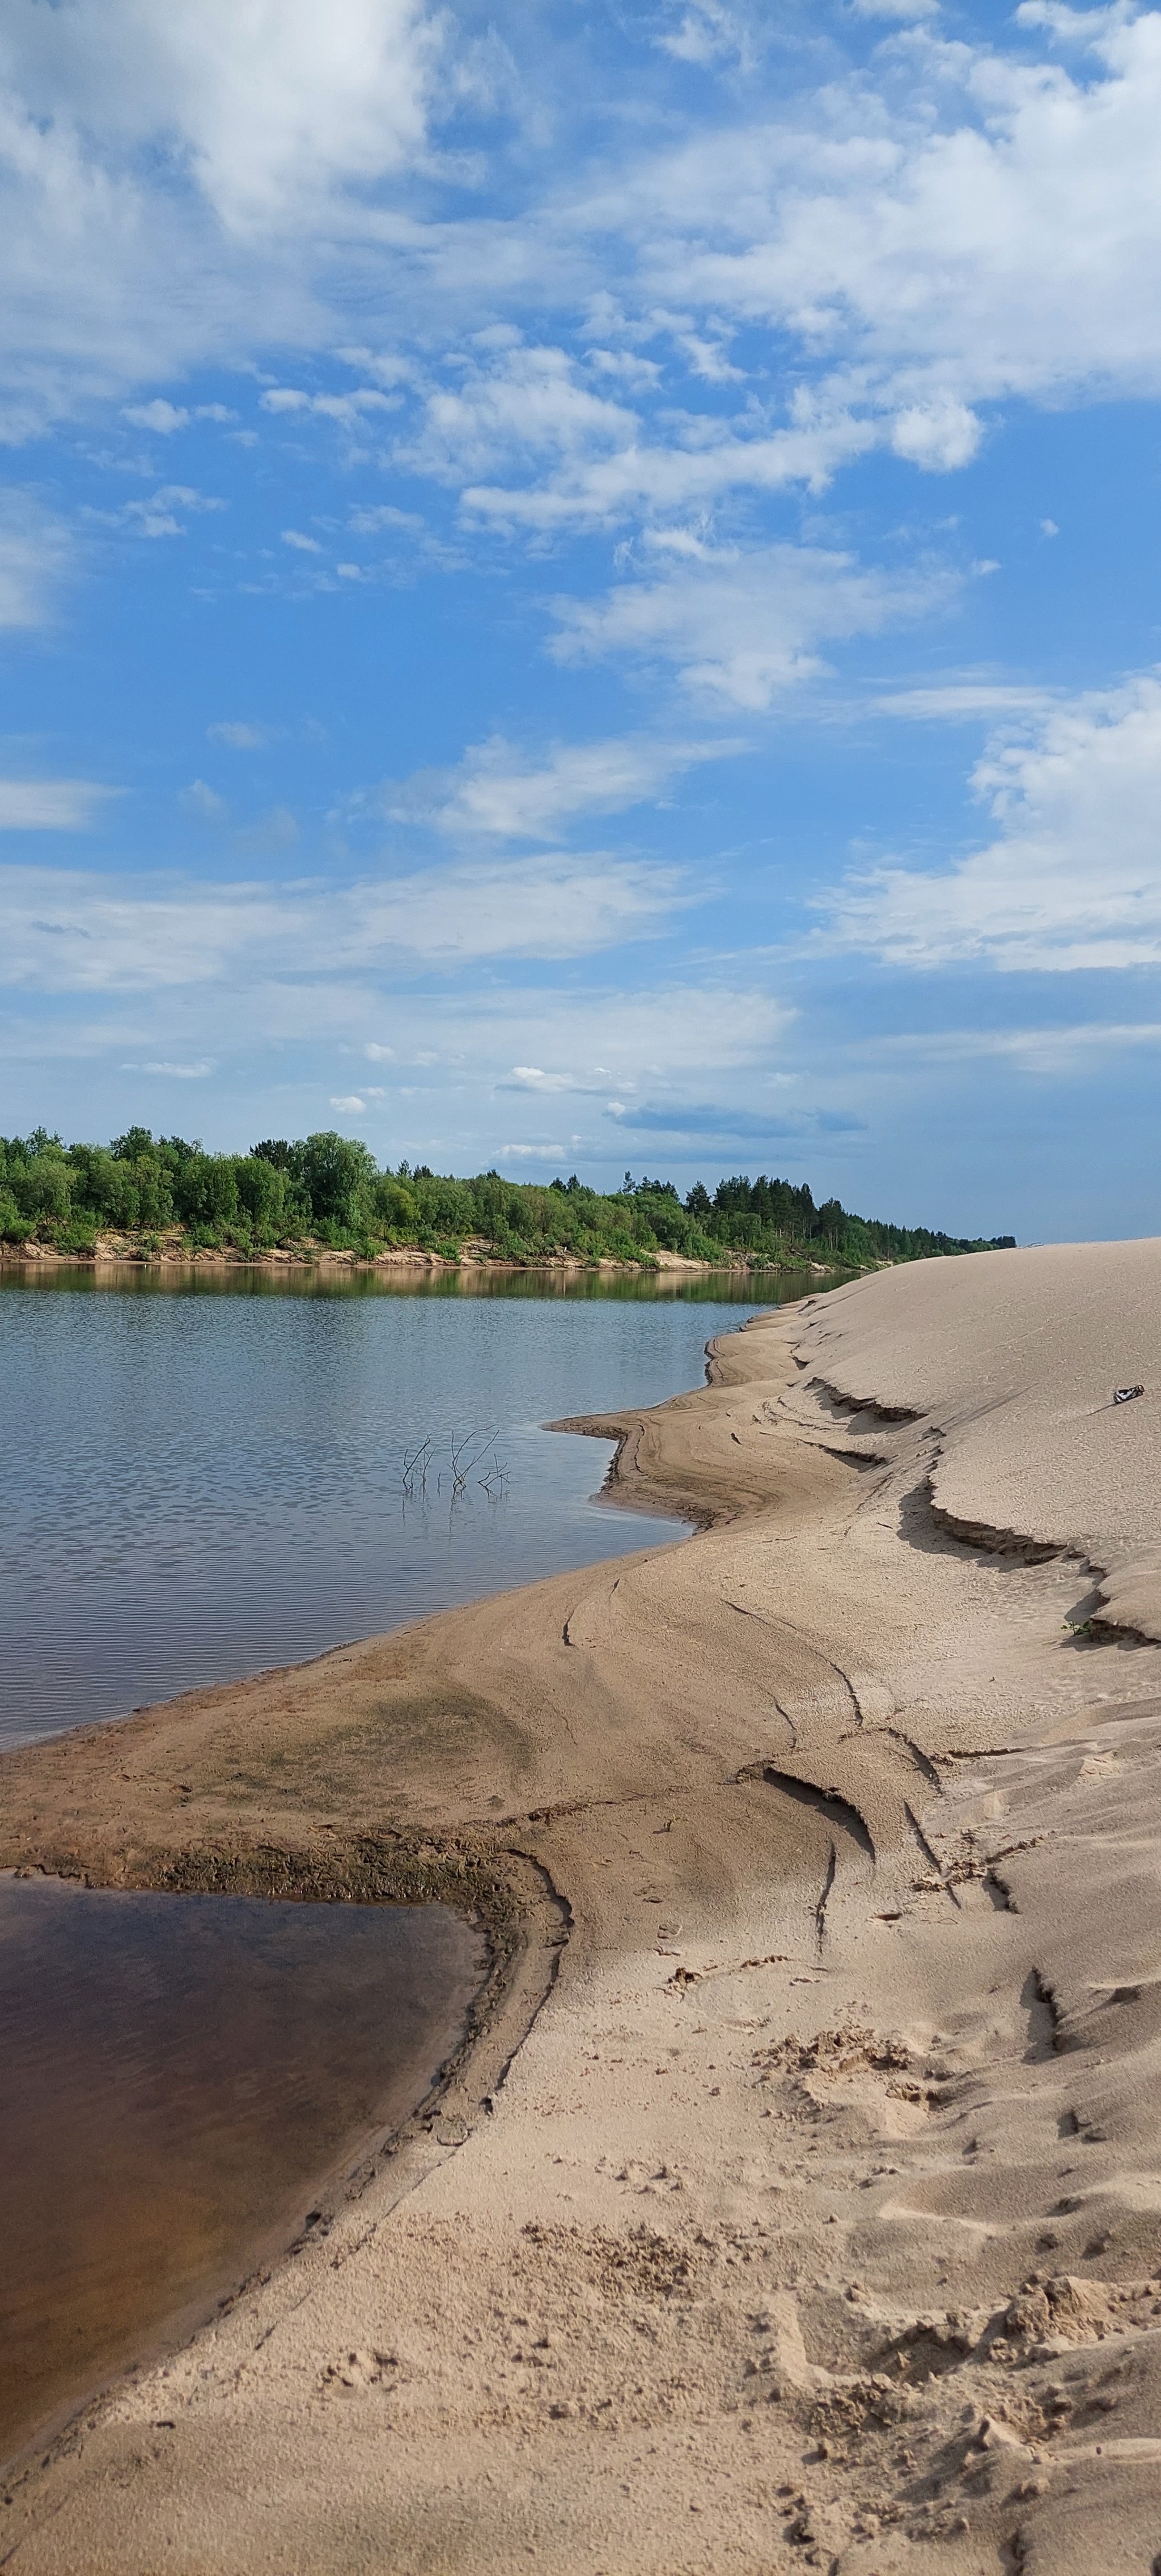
left=0, top=1235, right=834, bottom=1280
left=5, top=1244, right=1161, bottom=2571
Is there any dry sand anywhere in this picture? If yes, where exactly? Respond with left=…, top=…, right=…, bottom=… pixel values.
left=6, top=1241, right=1161, bottom=2572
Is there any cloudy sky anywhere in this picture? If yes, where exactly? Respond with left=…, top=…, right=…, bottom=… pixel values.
left=3, top=0, right=1161, bottom=1238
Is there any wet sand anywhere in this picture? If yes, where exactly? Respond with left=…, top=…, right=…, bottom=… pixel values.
left=5, top=1243, right=1161, bottom=2571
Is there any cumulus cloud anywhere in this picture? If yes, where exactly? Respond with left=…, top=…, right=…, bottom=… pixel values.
left=103, top=486, right=225, bottom=539
left=552, top=540, right=954, bottom=710
left=624, top=12, right=1161, bottom=427
left=822, top=675, right=1161, bottom=971
left=459, top=405, right=876, bottom=532
left=655, top=2, right=755, bottom=66
left=401, top=338, right=639, bottom=487
left=0, top=0, right=442, bottom=434
left=123, top=399, right=189, bottom=434
left=3, top=0, right=441, bottom=237
left=2, top=0, right=1160, bottom=539
left=261, top=384, right=396, bottom=423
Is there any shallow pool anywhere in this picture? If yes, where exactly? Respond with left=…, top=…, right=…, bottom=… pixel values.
left=0, top=1872, right=484, bottom=2470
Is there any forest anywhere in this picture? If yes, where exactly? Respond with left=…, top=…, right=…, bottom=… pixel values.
left=0, top=1126, right=1015, bottom=1272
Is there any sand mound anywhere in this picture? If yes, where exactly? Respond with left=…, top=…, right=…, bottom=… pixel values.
left=795, top=1239, right=1161, bottom=1639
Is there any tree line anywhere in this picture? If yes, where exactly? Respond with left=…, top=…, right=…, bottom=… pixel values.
left=0, top=1126, right=1015, bottom=1270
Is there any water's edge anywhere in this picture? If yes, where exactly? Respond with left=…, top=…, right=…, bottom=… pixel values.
left=0, top=1879, right=506, bottom=2483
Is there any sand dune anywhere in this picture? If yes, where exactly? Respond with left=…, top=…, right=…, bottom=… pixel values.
left=6, top=1247, right=1161, bottom=2571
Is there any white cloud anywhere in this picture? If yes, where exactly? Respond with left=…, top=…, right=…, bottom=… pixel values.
left=3, top=0, right=441, bottom=238
left=348, top=504, right=426, bottom=535
left=0, top=960, right=797, bottom=1138
left=552, top=540, right=952, bottom=710
left=851, top=0, right=939, bottom=17
left=874, top=680, right=1056, bottom=721
left=889, top=397, right=981, bottom=472
left=461, top=981, right=795, bottom=1093
left=0, top=0, right=442, bottom=437
left=376, top=732, right=738, bottom=841
left=459, top=409, right=877, bottom=532
left=0, top=0, right=1159, bottom=533
left=875, top=1020, right=1161, bottom=1074
left=261, top=385, right=396, bottom=424
left=502, top=1064, right=607, bottom=1095
left=108, top=486, right=225, bottom=539
left=401, top=340, right=639, bottom=486
left=655, top=3, right=754, bottom=67
left=123, top=399, right=189, bottom=434
left=281, top=527, right=323, bottom=553
left=331, top=1093, right=367, bottom=1112
left=622, top=12, right=1161, bottom=434
left=0, top=491, right=73, bottom=625
left=356, top=854, right=692, bottom=963
left=139, top=1057, right=214, bottom=1075
left=0, top=778, right=116, bottom=829
left=207, top=721, right=273, bottom=749
left=823, top=674, right=1161, bottom=970
left=0, top=851, right=692, bottom=993
left=180, top=779, right=228, bottom=823
left=1, top=0, right=1159, bottom=576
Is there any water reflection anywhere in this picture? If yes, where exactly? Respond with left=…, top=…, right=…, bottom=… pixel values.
left=0, top=1272, right=789, bottom=1747
left=2, top=1262, right=785, bottom=1301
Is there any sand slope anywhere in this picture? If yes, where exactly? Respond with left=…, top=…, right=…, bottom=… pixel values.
left=802, top=1239, right=1161, bottom=1641
left=6, top=1250, right=1161, bottom=2571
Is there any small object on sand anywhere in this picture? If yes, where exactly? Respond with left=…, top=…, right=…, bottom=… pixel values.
left=1113, top=1384, right=1145, bottom=1404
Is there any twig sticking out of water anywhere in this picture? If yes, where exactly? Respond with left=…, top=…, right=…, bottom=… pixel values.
left=400, top=1428, right=509, bottom=1509
left=450, top=1426, right=502, bottom=1497
left=399, top=1435, right=434, bottom=1500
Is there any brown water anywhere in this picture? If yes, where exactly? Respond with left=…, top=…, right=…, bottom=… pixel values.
left=0, top=1874, right=484, bottom=2471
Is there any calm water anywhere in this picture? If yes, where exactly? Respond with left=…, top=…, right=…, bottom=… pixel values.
left=0, top=1871, right=484, bottom=2470
left=0, top=1266, right=771, bottom=1749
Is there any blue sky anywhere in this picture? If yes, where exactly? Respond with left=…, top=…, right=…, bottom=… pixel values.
left=3, top=0, right=1161, bottom=1239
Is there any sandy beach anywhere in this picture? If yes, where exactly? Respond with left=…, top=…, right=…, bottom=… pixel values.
left=6, top=1242, right=1161, bottom=2573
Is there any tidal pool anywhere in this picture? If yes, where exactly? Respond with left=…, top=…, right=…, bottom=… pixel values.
left=0, top=1872, right=485, bottom=2471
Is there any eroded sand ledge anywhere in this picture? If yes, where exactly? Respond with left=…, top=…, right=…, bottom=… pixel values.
left=6, top=1245, right=1161, bottom=2573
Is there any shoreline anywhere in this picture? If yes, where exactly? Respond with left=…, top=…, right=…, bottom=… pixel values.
left=7, top=1252, right=1161, bottom=2569
left=0, top=1238, right=836, bottom=1281
left=0, top=1878, right=493, bottom=2489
